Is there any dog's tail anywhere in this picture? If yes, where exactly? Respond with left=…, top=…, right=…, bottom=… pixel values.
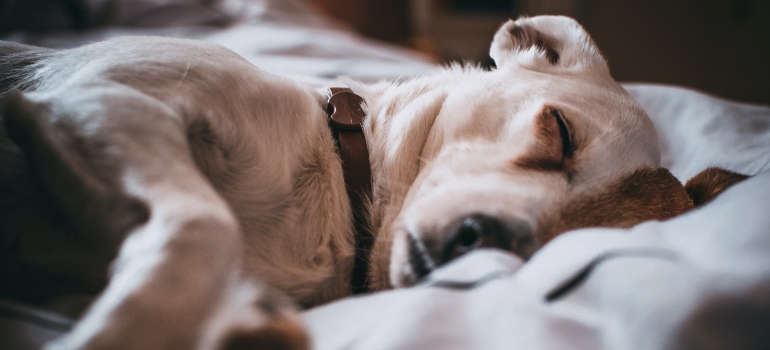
left=0, top=41, right=54, bottom=97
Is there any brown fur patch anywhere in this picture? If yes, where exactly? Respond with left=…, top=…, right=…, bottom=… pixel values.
left=509, top=25, right=560, bottom=64
left=514, top=106, right=573, bottom=173
left=684, top=167, right=749, bottom=206
left=221, top=315, right=310, bottom=350
left=539, top=167, right=695, bottom=243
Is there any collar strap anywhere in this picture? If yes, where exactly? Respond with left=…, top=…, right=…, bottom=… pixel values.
left=327, top=87, right=373, bottom=294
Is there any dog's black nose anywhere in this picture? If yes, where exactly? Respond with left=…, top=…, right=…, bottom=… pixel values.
left=407, top=214, right=533, bottom=282
left=441, top=214, right=532, bottom=263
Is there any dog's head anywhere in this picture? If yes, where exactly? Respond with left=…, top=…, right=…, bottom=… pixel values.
left=362, top=16, right=694, bottom=289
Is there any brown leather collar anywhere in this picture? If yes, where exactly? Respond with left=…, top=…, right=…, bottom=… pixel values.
left=327, top=87, right=373, bottom=294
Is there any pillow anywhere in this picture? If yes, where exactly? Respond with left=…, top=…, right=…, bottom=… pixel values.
left=623, top=83, right=770, bottom=179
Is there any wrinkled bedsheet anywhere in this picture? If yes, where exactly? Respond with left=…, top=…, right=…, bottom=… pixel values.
left=1, top=1, right=769, bottom=349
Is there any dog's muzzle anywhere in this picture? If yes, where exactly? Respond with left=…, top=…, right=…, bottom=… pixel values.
left=408, top=214, right=533, bottom=281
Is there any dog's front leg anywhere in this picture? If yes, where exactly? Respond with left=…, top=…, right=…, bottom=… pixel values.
left=50, top=166, right=306, bottom=350
left=50, top=196, right=241, bottom=349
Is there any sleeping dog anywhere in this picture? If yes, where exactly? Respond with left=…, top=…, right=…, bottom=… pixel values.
left=0, top=16, right=744, bottom=349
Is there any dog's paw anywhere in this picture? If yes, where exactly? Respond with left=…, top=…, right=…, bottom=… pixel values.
left=219, top=313, right=309, bottom=350
left=200, top=281, right=310, bottom=350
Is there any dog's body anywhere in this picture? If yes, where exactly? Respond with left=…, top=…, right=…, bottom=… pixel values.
left=2, top=35, right=355, bottom=348
left=0, top=16, right=731, bottom=349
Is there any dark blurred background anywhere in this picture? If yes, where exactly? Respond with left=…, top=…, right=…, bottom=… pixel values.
left=2, top=0, right=768, bottom=105
left=307, top=0, right=770, bottom=105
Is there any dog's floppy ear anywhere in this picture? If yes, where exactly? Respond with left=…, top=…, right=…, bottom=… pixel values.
left=541, top=167, right=695, bottom=242
left=684, top=167, right=749, bottom=206
left=489, top=16, right=607, bottom=71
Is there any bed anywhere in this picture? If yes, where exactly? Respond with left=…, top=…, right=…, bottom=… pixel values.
left=2, top=1, right=769, bottom=349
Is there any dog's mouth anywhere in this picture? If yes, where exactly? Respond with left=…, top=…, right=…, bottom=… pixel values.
left=403, top=213, right=535, bottom=284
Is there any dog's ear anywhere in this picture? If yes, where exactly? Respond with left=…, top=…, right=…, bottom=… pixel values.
left=684, top=167, right=749, bottom=206
left=489, top=16, right=607, bottom=71
left=540, top=167, right=695, bottom=242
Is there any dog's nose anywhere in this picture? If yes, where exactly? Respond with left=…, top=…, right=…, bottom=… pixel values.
left=407, top=214, right=533, bottom=282
left=441, top=214, right=532, bottom=263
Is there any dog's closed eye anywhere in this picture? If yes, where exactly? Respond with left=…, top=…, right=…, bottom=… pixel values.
left=514, top=106, right=575, bottom=173
left=551, top=108, right=574, bottom=159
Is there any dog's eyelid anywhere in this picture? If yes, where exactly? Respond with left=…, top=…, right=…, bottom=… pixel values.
left=551, top=108, right=575, bottom=158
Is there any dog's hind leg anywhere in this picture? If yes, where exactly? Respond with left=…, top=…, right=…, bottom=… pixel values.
left=2, top=89, right=150, bottom=253
left=0, top=88, right=147, bottom=313
left=3, top=90, right=307, bottom=349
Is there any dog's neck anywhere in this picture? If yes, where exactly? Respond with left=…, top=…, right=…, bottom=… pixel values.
left=325, top=80, right=446, bottom=291
left=345, top=75, right=453, bottom=290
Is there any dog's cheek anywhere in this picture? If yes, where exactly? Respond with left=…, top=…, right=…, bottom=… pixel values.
left=538, top=167, right=694, bottom=243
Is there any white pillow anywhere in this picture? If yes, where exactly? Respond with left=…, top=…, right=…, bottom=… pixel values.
left=623, top=83, right=770, bottom=180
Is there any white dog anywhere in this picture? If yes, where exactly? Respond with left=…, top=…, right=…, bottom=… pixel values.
left=2, top=16, right=730, bottom=349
